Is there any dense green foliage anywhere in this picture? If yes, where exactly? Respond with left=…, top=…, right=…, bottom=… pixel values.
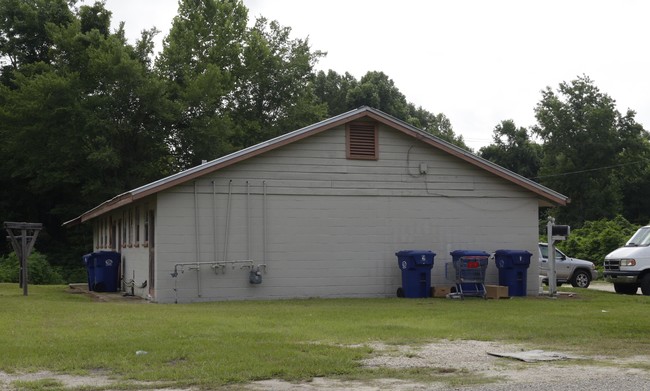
left=0, top=0, right=173, bottom=269
left=558, top=215, right=641, bottom=267
left=479, top=119, right=543, bottom=178
left=312, top=69, right=469, bottom=149
left=480, top=76, right=650, bottom=229
left=2, top=284, right=650, bottom=388
left=1, top=1, right=649, bottom=276
left=533, top=75, right=650, bottom=225
left=0, top=251, right=63, bottom=284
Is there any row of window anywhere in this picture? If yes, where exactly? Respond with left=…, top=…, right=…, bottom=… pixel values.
left=95, top=205, right=151, bottom=250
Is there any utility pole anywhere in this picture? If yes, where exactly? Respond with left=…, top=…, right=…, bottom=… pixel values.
left=547, top=218, right=557, bottom=297
left=546, top=217, right=570, bottom=298
left=4, top=222, right=42, bottom=296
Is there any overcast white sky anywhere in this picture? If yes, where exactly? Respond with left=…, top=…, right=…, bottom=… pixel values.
left=99, top=0, right=650, bottom=151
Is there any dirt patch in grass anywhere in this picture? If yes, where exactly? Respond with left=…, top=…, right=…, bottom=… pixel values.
left=246, top=340, right=650, bottom=390
left=3, top=340, right=650, bottom=390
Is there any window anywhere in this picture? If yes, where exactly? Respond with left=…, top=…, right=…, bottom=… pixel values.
left=94, top=221, right=99, bottom=249
left=121, top=212, right=126, bottom=245
left=117, top=219, right=122, bottom=250
left=134, top=206, right=140, bottom=246
left=346, top=122, right=378, bottom=160
left=110, top=219, right=115, bottom=249
left=128, top=209, right=133, bottom=246
left=103, top=218, right=108, bottom=248
left=143, top=204, right=149, bottom=246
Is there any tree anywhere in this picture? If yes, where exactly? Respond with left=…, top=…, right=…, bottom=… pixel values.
left=405, top=105, right=468, bottom=149
left=157, top=0, right=326, bottom=167
left=0, top=1, right=172, bottom=274
left=312, top=69, right=357, bottom=116
left=312, top=70, right=469, bottom=149
left=617, top=110, right=650, bottom=224
left=156, top=0, right=248, bottom=168
left=479, top=120, right=542, bottom=178
left=346, top=71, right=409, bottom=119
left=0, top=0, right=74, bottom=85
left=533, top=75, right=650, bottom=226
left=230, top=17, right=326, bottom=147
left=622, top=164, right=650, bottom=225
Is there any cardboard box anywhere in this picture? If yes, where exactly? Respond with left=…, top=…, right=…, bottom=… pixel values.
left=432, top=285, right=455, bottom=298
left=485, top=285, right=509, bottom=299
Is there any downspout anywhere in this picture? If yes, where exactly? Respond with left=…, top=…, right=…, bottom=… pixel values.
left=194, top=181, right=201, bottom=297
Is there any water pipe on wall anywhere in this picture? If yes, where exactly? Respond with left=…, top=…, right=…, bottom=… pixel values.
left=246, top=180, right=251, bottom=261
left=170, top=260, right=265, bottom=302
left=212, top=180, right=218, bottom=264
left=223, top=180, right=232, bottom=265
left=194, top=181, right=201, bottom=297
left=263, top=180, right=267, bottom=267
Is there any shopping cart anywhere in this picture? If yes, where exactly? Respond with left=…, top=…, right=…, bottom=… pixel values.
left=451, top=252, right=489, bottom=299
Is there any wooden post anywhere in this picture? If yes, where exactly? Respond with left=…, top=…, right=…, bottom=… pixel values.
left=4, top=222, right=42, bottom=296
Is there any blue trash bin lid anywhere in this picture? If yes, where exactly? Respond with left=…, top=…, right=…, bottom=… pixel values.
left=396, top=250, right=435, bottom=268
left=495, top=249, right=532, bottom=267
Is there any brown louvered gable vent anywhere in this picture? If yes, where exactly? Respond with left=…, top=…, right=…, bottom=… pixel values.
left=347, top=122, right=378, bottom=160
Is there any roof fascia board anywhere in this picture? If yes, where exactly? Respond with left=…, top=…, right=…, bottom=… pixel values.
left=132, top=110, right=372, bottom=201
left=64, top=106, right=567, bottom=227
left=65, top=109, right=372, bottom=225
left=79, top=194, right=134, bottom=223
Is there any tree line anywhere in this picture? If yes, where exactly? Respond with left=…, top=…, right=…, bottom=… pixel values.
left=1, top=0, right=649, bottom=279
left=480, top=75, right=650, bottom=227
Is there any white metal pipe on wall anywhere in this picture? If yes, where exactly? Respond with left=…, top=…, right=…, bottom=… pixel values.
left=175, top=179, right=270, bottom=301
left=194, top=181, right=201, bottom=297
left=212, top=181, right=218, bottom=263
left=223, top=180, right=232, bottom=263
left=263, top=180, right=267, bottom=266
left=246, top=180, right=251, bottom=261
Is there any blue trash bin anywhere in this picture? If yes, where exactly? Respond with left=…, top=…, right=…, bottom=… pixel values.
left=83, top=251, right=121, bottom=292
left=82, top=253, right=93, bottom=291
left=495, top=249, right=532, bottom=296
left=396, top=250, right=435, bottom=298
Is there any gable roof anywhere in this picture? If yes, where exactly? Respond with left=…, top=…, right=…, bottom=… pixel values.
left=63, top=106, right=569, bottom=227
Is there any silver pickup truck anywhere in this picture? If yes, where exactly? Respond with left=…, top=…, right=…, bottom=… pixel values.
left=538, top=243, right=598, bottom=288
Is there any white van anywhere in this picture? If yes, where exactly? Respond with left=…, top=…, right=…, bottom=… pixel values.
left=604, top=226, right=650, bottom=295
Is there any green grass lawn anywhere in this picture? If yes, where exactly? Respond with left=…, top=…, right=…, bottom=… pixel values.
left=1, top=283, right=648, bottom=389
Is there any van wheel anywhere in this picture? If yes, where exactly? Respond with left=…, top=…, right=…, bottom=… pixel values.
left=640, top=275, right=650, bottom=296
left=570, top=270, right=591, bottom=288
left=614, top=283, right=638, bottom=295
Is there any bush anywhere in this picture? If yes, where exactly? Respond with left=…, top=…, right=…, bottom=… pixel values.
left=0, top=251, right=64, bottom=285
left=559, top=215, right=641, bottom=266
left=59, top=266, right=88, bottom=284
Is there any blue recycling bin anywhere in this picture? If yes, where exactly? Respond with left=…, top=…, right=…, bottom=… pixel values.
left=83, top=251, right=121, bottom=292
left=495, top=249, right=532, bottom=296
left=82, top=253, right=93, bottom=290
left=396, top=250, right=435, bottom=298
